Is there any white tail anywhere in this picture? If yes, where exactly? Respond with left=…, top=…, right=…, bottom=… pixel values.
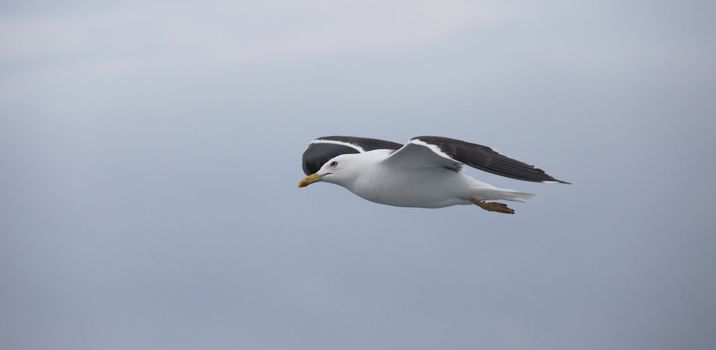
left=471, top=188, right=536, bottom=203
left=500, top=190, right=536, bottom=203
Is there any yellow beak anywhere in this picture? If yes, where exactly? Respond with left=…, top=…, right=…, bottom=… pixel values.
left=298, top=173, right=327, bottom=188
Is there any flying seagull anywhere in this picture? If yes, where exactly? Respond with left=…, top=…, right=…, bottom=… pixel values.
left=298, top=136, right=569, bottom=214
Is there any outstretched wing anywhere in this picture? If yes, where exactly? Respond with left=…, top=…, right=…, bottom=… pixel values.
left=407, top=136, right=570, bottom=183
left=302, top=136, right=402, bottom=175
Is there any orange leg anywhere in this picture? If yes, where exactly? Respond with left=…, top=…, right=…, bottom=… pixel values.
left=471, top=198, right=515, bottom=214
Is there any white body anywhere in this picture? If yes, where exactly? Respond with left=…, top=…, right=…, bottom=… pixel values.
left=322, top=150, right=534, bottom=208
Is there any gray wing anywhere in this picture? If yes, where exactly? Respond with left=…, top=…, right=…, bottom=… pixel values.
left=409, top=136, right=570, bottom=183
left=302, top=136, right=402, bottom=175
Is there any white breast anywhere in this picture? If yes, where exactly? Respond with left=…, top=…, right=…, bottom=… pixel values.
left=346, top=159, right=474, bottom=208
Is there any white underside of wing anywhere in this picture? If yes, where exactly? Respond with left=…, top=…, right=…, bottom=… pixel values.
left=381, top=140, right=462, bottom=171
left=408, top=139, right=453, bottom=159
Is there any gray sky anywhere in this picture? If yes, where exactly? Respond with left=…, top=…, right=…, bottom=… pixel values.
left=1, top=1, right=715, bottom=349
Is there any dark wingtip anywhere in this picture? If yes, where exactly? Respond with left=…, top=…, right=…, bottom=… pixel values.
left=539, top=174, right=571, bottom=184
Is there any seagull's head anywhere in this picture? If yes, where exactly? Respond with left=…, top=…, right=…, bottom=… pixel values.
left=298, top=154, right=361, bottom=188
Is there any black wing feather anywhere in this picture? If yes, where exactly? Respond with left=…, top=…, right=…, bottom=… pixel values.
left=315, top=136, right=402, bottom=151
left=413, top=136, right=570, bottom=184
left=302, top=136, right=401, bottom=175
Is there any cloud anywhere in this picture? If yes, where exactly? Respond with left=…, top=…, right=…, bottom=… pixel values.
left=0, top=0, right=509, bottom=85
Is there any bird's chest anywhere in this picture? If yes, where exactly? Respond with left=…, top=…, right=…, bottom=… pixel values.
left=348, top=167, right=463, bottom=207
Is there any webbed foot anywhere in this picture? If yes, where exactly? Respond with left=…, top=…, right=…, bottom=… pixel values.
left=471, top=199, right=515, bottom=214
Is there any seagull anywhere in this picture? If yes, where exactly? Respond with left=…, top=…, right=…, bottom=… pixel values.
left=298, top=136, right=569, bottom=214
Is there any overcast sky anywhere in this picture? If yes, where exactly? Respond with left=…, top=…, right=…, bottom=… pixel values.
left=1, top=1, right=715, bottom=349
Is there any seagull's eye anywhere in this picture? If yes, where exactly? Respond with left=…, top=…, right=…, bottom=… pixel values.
left=329, top=161, right=338, bottom=167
